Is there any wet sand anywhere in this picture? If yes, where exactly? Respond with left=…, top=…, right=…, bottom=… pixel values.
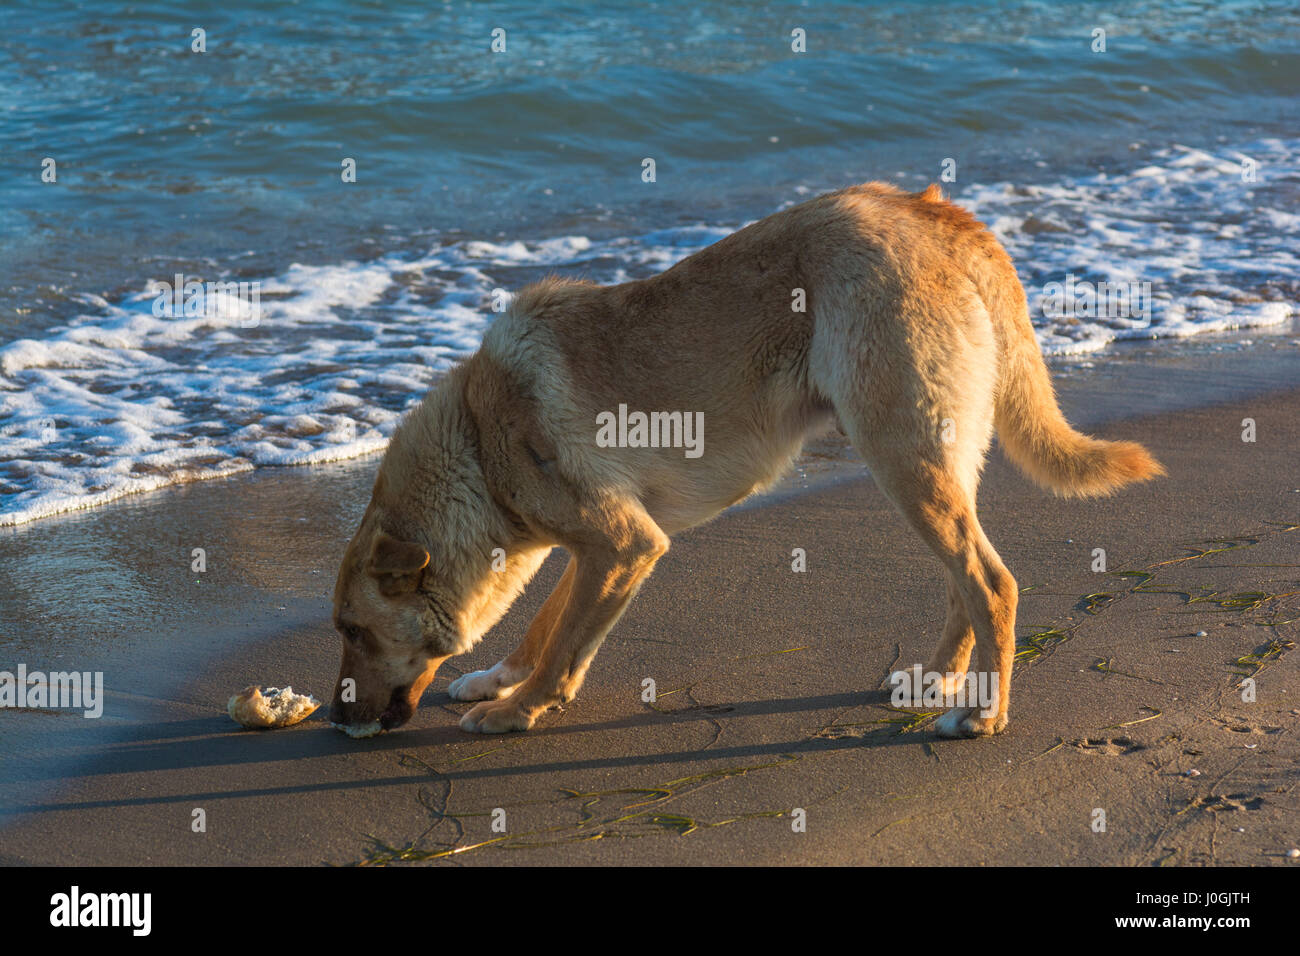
left=1, top=338, right=1298, bottom=865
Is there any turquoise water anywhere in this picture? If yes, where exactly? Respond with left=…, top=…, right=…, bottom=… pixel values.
left=1, top=0, right=1297, bottom=523
left=5, top=0, right=1297, bottom=332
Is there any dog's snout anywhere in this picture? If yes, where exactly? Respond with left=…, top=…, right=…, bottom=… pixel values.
left=378, top=686, right=413, bottom=730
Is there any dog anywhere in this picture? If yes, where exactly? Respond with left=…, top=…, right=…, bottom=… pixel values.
left=328, top=182, right=1163, bottom=739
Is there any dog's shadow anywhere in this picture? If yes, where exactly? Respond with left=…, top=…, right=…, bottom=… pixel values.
left=4, top=688, right=943, bottom=816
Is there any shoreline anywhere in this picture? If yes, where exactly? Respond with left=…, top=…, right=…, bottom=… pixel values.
left=3, top=309, right=1296, bottom=532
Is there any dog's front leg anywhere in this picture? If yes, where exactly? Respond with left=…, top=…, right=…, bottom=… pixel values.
left=460, top=508, right=668, bottom=734
left=448, top=557, right=577, bottom=702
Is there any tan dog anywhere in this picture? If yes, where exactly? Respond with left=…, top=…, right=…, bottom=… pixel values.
left=328, top=183, right=1162, bottom=739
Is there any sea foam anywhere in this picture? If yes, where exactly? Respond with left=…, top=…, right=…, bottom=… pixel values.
left=1, top=140, right=1294, bottom=526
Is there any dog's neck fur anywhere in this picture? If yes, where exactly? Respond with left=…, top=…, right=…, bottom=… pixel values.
left=378, top=364, right=548, bottom=655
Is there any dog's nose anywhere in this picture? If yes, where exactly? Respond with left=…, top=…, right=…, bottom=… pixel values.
left=378, top=686, right=413, bottom=730
left=329, top=698, right=350, bottom=724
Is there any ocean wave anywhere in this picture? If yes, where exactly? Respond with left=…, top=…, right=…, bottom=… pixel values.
left=1, top=139, right=1295, bottom=526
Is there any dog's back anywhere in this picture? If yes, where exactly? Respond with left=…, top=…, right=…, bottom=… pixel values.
left=488, top=182, right=1159, bottom=535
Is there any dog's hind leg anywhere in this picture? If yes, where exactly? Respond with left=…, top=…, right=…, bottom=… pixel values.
left=929, top=570, right=977, bottom=687
left=868, top=453, right=1016, bottom=735
left=817, top=294, right=1013, bottom=734
left=890, top=569, right=976, bottom=702
left=448, top=556, right=577, bottom=702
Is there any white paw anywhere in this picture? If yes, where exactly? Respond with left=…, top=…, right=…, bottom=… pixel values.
left=934, top=706, right=1006, bottom=738
left=934, top=707, right=969, bottom=738
left=447, top=662, right=522, bottom=702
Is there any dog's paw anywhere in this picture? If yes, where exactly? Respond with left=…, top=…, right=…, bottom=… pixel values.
left=448, top=662, right=522, bottom=702
left=459, top=699, right=536, bottom=734
left=934, top=707, right=1008, bottom=738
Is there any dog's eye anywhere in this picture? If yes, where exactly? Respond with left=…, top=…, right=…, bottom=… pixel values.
left=343, top=624, right=365, bottom=644
left=525, top=440, right=552, bottom=470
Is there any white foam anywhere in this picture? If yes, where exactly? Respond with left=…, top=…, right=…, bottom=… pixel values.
left=1, top=139, right=1295, bottom=526
left=962, top=138, right=1297, bottom=356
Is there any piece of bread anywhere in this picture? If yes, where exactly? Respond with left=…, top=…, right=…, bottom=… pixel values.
left=331, top=719, right=383, bottom=739
left=227, top=685, right=321, bottom=729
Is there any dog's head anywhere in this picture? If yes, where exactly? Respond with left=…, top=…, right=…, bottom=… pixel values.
left=327, top=366, right=551, bottom=737
left=328, top=513, right=452, bottom=736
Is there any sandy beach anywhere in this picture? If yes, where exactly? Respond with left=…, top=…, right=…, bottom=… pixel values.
left=1, top=339, right=1297, bottom=866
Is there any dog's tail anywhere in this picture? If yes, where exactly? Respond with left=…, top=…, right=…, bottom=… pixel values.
left=989, top=262, right=1164, bottom=497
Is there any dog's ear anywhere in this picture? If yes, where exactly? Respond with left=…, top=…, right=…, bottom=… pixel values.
left=368, top=532, right=430, bottom=595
